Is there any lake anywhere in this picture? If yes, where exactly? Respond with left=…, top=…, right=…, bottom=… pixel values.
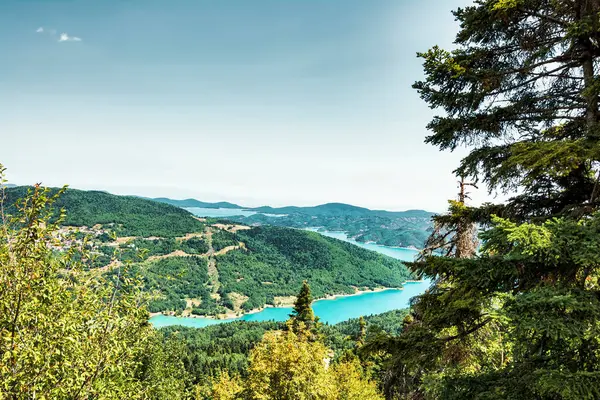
left=304, top=228, right=419, bottom=261
left=149, top=229, right=427, bottom=328
left=185, top=207, right=286, bottom=218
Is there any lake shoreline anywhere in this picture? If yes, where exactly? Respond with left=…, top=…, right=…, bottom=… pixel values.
left=150, top=280, right=426, bottom=322
left=303, top=227, right=420, bottom=252
left=150, top=226, right=425, bottom=327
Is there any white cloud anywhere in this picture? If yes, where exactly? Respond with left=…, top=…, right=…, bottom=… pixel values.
left=58, top=33, right=82, bottom=42
left=36, top=27, right=81, bottom=42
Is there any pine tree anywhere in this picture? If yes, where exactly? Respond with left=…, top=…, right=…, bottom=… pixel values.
left=357, top=316, right=367, bottom=347
left=420, top=178, right=479, bottom=259
left=369, top=1, right=600, bottom=399
left=414, top=0, right=600, bottom=219
left=290, top=280, right=316, bottom=336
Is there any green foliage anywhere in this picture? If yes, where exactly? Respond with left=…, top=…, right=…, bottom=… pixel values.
left=369, top=1, right=600, bottom=398
left=139, top=256, right=217, bottom=314
left=108, top=237, right=209, bottom=266
left=333, top=309, right=409, bottom=339
left=161, top=321, right=286, bottom=383
left=228, top=209, right=432, bottom=248
left=0, top=174, right=189, bottom=399
left=413, top=0, right=600, bottom=219
left=201, top=329, right=384, bottom=399
left=157, top=309, right=409, bottom=388
left=180, top=237, right=210, bottom=255
left=4, top=186, right=205, bottom=237
left=289, top=281, right=322, bottom=341
left=115, top=225, right=413, bottom=315
left=211, top=229, right=238, bottom=251
left=290, top=280, right=316, bottom=331
left=215, top=226, right=414, bottom=312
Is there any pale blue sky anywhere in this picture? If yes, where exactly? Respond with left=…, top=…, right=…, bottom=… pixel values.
left=0, top=0, right=496, bottom=211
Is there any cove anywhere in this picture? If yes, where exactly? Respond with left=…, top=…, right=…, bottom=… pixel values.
left=304, top=228, right=419, bottom=261
left=150, top=229, right=428, bottom=329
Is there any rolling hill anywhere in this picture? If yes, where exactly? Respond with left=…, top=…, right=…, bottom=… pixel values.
left=3, top=186, right=414, bottom=317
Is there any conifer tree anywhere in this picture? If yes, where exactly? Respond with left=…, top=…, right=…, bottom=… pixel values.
left=369, top=1, right=600, bottom=399
left=414, top=0, right=600, bottom=219
left=420, top=178, right=479, bottom=259
left=357, top=316, right=367, bottom=347
left=290, top=280, right=317, bottom=336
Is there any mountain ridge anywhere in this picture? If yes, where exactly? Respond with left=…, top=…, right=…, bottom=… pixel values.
left=150, top=197, right=434, bottom=218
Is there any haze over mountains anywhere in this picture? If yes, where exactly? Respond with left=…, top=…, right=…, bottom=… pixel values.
left=150, top=197, right=434, bottom=219
left=150, top=197, right=435, bottom=249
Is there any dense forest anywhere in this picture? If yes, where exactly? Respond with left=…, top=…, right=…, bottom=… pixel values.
left=227, top=211, right=432, bottom=248
left=127, top=226, right=413, bottom=315
left=216, top=226, right=413, bottom=311
left=159, top=308, right=409, bottom=384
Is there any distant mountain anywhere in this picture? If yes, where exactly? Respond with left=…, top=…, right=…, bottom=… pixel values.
left=250, top=203, right=434, bottom=219
left=250, top=202, right=372, bottom=217
left=2, top=183, right=16, bottom=188
left=145, top=197, right=435, bottom=248
left=149, top=197, right=433, bottom=218
left=150, top=197, right=243, bottom=209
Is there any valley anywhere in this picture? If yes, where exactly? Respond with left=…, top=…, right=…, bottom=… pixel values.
left=4, top=186, right=419, bottom=320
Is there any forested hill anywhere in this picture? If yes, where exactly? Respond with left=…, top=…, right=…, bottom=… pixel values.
left=2, top=186, right=413, bottom=316
left=111, top=225, right=414, bottom=316
left=210, top=226, right=414, bottom=313
left=3, top=186, right=205, bottom=237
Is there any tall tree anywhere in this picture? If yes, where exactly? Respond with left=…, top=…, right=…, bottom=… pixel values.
left=414, top=0, right=600, bottom=219
left=290, top=280, right=317, bottom=336
left=369, top=1, right=600, bottom=399
left=421, top=178, right=479, bottom=259
left=357, top=316, right=367, bottom=347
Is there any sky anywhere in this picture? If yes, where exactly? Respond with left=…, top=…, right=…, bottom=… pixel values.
left=0, top=0, right=502, bottom=212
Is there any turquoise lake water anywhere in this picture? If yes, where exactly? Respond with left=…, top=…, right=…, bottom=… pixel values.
left=304, top=228, right=420, bottom=261
left=149, top=229, right=428, bottom=328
